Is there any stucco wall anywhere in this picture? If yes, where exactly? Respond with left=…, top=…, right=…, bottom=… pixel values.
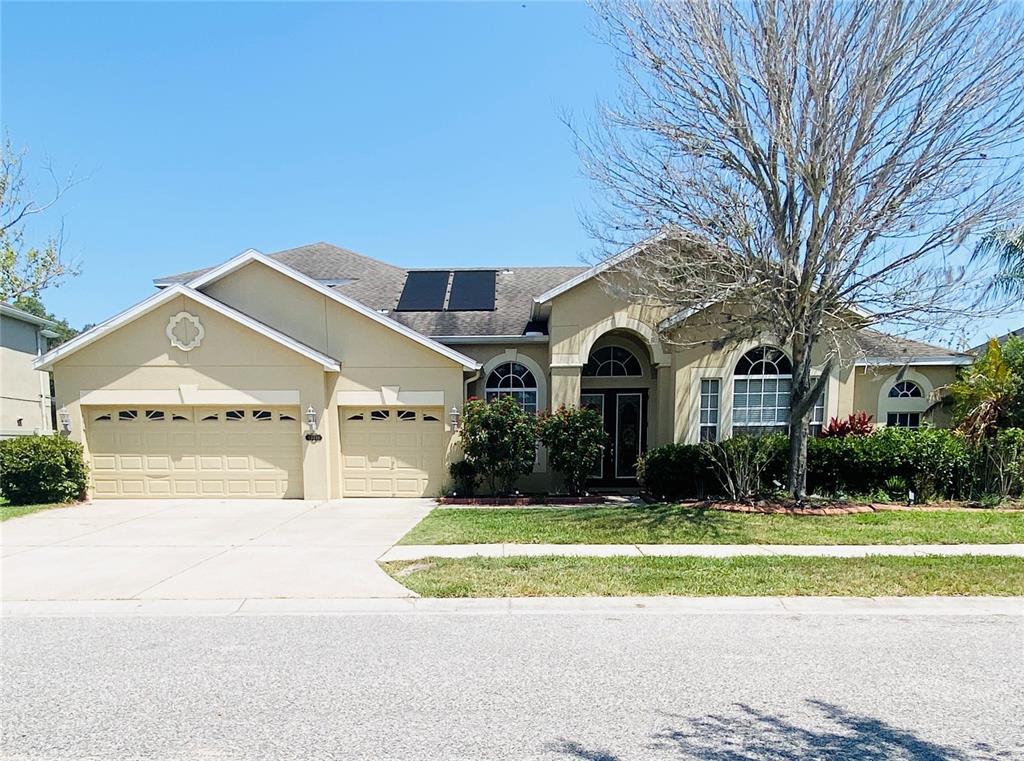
left=853, top=365, right=958, bottom=428
left=1, top=314, right=51, bottom=437
left=52, top=293, right=333, bottom=498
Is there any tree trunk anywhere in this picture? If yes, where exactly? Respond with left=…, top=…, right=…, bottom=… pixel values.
left=787, top=333, right=833, bottom=502
left=787, top=416, right=810, bottom=501
left=787, top=335, right=815, bottom=501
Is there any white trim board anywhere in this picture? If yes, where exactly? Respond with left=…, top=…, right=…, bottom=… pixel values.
left=337, top=387, right=445, bottom=407
left=854, top=356, right=972, bottom=367
left=80, top=387, right=301, bottom=406
left=186, top=248, right=481, bottom=371
left=33, top=284, right=341, bottom=372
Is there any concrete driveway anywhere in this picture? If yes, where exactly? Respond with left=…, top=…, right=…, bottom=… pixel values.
left=0, top=499, right=434, bottom=602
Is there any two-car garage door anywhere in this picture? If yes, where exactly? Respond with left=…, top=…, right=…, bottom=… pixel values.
left=85, top=404, right=447, bottom=499
left=86, top=406, right=303, bottom=498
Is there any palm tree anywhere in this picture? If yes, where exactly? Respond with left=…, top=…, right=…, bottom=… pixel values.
left=974, top=227, right=1024, bottom=299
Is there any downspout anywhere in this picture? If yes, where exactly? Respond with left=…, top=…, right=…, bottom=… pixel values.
left=463, top=369, right=481, bottom=408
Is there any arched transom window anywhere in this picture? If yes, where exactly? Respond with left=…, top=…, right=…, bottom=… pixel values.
left=485, top=362, right=538, bottom=414
left=888, top=380, right=923, bottom=399
left=583, top=346, right=643, bottom=377
left=732, top=347, right=793, bottom=435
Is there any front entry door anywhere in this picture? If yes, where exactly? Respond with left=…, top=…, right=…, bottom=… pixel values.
left=581, top=389, right=648, bottom=486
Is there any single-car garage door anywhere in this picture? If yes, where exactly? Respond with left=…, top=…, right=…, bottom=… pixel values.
left=85, top=406, right=303, bottom=498
left=340, top=407, right=446, bottom=497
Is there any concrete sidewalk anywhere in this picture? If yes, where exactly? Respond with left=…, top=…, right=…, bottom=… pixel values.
left=381, top=542, right=1024, bottom=561
left=3, top=595, right=1022, bottom=618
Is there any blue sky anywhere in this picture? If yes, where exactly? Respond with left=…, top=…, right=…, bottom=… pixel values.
left=2, top=1, right=1018, bottom=346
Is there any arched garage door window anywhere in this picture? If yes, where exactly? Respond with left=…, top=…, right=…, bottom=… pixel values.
left=485, top=362, right=538, bottom=415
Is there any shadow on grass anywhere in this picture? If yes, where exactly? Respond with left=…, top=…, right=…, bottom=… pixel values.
left=544, top=503, right=734, bottom=542
left=550, top=700, right=1010, bottom=760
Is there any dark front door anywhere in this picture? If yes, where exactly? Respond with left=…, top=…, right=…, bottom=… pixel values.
left=581, top=389, right=648, bottom=486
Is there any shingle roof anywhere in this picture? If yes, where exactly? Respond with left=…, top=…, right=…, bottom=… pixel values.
left=155, top=242, right=585, bottom=338
left=156, top=242, right=970, bottom=361
left=854, top=329, right=970, bottom=364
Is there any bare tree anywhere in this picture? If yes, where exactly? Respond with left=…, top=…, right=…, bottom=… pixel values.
left=1, top=136, right=80, bottom=301
left=578, top=0, right=1024, bottom=499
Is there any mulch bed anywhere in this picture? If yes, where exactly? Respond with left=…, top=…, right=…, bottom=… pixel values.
left=669, top=499, right=1019, bottom=515
left=439, top=495, right=608, bottom=506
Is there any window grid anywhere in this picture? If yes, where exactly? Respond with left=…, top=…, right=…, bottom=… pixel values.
left=887, top=412, right=921, bottom=429
left=485, top=361, right=539, bottom=415
left=582, top=346, right=642, bottom=377
left=889, top=380, right=923, bottom=398
left=699, top=379, right=720, bottom=443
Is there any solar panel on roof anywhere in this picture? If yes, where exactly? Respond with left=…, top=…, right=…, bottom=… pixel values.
left=396, top=271, right=449, bottom=311
left=447, top=270, right=497, bottom=311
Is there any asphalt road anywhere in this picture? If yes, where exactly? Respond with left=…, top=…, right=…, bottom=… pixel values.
left=3, top=613, right=1022, bottom=760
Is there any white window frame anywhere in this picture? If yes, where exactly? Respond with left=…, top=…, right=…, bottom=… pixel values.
left=699, top=378, right=721, bottom=443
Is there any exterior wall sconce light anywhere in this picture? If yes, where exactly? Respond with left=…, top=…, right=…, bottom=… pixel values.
left=304, top=405, right=322, bottom=442
left=449, top=405, right=461, bottom=431
left=58, top=407, right=72, bottom=435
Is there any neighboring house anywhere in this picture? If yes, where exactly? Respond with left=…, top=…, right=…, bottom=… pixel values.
left=971, top=327, right=1024, bottom=354
left=1, top=302, right=58, bottom=438
left=35, top=242, right=971, bottom=499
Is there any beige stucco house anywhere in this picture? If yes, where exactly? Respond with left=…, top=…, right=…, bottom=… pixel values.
left=2, top=302, right=58, bottom=438
left=35, top=242, right=971, bottom=499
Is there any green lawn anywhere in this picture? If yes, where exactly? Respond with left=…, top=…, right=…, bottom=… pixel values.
left=0, top=497, right=72, bottom=522
left=400, top=505, right=1024, bottom=546
left=383, top=555, right=1024, bottom=597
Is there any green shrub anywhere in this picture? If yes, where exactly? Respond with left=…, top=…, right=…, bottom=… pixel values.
left=448, top=459, right=480, bottom=498
left=636, top=443, right=709, bottom=500
left=459, top=395, right=537, bottom=495
left=978, top=428, right=1024, bottom=499
left=537, top=405, right=607, bottom=496
left=807, top=427, right=974, bottom=501
left=0, top=434, right=88, bottom=505
left=703, top=433, right=788, bottom=500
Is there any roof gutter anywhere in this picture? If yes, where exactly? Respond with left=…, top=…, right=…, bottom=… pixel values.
left=435, top=334, right=549, bottom=345
left=855, top=356, right=973, bottom=367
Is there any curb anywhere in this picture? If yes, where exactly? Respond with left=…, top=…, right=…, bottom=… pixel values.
left=3, top=595, right=1022, bottom=618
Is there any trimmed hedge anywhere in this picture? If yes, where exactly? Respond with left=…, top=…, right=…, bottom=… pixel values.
left=639, top=428, right=1024, bottom=502
left=0, top=434, right=88, bottom=506
left=636, top=443, right=710, bottom=500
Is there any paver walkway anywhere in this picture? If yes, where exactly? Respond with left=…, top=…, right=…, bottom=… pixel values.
left=381, top=542, right=1024, bottom=561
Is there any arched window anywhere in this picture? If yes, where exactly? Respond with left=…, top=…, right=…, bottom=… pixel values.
left=888, top=380, right=923, bottom=399
left=485, top=362, right=538, bottom=414
left=733, top=347, right=792, bottom=435
left=583, top=346, right=643, bottom=377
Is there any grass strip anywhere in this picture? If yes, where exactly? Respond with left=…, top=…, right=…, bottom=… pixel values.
left=383, top=555, right=1024, bottom=597
left=0, top=499, right=71, bottom=522
left=399, top=505, right=1024, bottom=546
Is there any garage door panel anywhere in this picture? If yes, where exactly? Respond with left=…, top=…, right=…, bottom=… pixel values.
left=340, top=407, right=445, bottom=498
left=85, top=406, right=302, bottom=499
left=93, top=455, right=117, bottom=471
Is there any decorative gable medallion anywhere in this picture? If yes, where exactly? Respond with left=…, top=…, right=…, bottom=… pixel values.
left=166, top=312, right=205, bottom=352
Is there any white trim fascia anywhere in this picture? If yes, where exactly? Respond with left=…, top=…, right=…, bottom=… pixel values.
left=80, top=387, right=301, bottom=406
left=33, top=284, right=341, bottom=372
left=337, top=388, right=446, bottom=407
left=0, top=302, right=58, bottom=329
left=533, top=231, right=669, bottom=305
left=436, top=334, right=549, bottom=345
left=854, top=356, right=973, bottom=367
left=186, top=248, right=481, bottom=371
